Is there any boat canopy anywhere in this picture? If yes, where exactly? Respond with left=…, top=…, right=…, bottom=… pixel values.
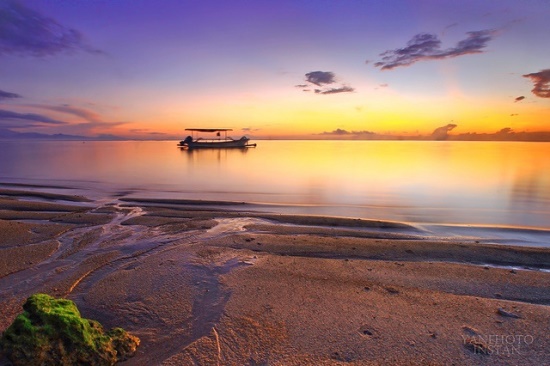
left=185, top=128, right=233, bottom=132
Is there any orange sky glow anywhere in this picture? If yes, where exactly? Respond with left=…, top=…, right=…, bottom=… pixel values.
left=0, top=0, right=549, bottom=141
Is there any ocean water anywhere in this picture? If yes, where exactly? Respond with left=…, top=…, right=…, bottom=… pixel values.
left=1, top=140, right=549, bottom=235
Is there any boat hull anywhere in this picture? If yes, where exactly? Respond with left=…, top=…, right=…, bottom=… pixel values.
left=178, top=138, right=255, bottom=149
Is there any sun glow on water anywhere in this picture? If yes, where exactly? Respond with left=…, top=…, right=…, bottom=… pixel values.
left=1, top=140, right=549, bottom=230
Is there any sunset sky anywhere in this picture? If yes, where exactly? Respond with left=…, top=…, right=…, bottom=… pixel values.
left=1, top=0, right=549, bottom=139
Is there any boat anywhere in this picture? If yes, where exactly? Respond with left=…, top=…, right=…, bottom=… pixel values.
left=178, top=128, right=257, bottom=149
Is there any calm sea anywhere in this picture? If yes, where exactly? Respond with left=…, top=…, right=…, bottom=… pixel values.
left=1, top=140, right=549, bottom=242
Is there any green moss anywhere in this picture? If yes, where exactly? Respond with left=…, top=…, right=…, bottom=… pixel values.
left=0, top=294, right=139, bottom=366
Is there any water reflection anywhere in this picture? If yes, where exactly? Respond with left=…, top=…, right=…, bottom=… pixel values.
left=0, top=140, right=549, bottom=229
left=172, top=141, right=550, bottom=228
left=181, top=146, right=253, bottom=165
left=508, top=151, right=550, bottom=228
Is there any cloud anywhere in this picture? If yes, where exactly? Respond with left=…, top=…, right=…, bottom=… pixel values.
left=442, top=23, right=459, bottom=35
left=314, top=86, right=355, bottom=95
left=51, top=120, right=128, bottom=137
left=0, top=89, right=21, bottom=101
left=431, top=123, right=457, bottom=140
left=300, top=71, right=354, bottom=95
left=241, top=127, right=261, bottom=133
left=0, top=105, right=127, bottom=137
left=374, top=30, right=496, bottom=70
left=514, top=96, right=525, bottom=102
left=0, top=109, right=66, bottom=127
left=0, top=0, right=101, bottom=57
left=320, top=128, right=351, bottom=135
left=32, top=104, right=102, bottom=122
left=305, top=71, right=336, bottom=86
left=130, top=128, right=158, bottom=133
left=319, top=128, right=374, bottom=136
left=523, top=69, right=550, bottom=98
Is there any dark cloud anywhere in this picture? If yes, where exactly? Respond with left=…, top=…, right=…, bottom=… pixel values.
left=315, top=86, right=355, bottom=95
left=0, top=109, right=66, bottom=127
left=305, top=71, right=335, bottom=86
left=300, top=71, right=354, bottom=95
left=0, top=89, right=21, bottom=101
left=522, top=69, right=550, bottom=98
left=510, top=113, right=518, bottom=117
left=374, top=30, right=496, bottom=70
left=453, top=30, right=494, bottom=54
left=431, top=123, right=457, bottom=140
left=514, top=96, right=525, bottom=102
left=0, top=0, right=101, bottom=57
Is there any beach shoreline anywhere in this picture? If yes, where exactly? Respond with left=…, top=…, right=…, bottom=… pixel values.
left=1, top=186, right=549, bottom=365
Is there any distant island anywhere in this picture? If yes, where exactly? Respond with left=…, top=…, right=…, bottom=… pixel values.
left=0, top=129, right=124, bottom=141
left=2, top=126, right=550, bottom=142
left=315, top=125, right=550, bottom=142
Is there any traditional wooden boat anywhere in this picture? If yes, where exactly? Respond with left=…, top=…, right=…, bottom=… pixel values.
left=178, top=128, right=256, bottom=149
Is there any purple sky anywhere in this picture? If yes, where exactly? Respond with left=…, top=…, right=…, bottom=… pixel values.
left=1, top=0, right=549, bottom=139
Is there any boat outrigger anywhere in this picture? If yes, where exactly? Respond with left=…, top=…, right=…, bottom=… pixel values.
left=178, top=128, right=257, bottom=149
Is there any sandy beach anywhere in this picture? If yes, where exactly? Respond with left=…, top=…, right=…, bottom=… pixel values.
left=0, top=185, right=549, bottom=365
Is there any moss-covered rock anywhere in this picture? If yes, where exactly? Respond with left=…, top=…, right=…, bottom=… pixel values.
left=0, top=294, right=139, bottom=366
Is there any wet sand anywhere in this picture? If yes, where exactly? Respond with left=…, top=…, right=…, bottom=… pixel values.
left=0, top=187, right=549, bottom=365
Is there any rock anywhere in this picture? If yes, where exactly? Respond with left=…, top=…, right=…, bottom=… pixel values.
left=358, top=325, right=374, bottom=336
left=0, top=294, right=140, bottom=366
left=463, top=337, right=490, bottom=355
left=462, top=326, right=490, bottom=355
left=497, top=307, right=521, bottom=319
left=462, top=325, right=479, bottom=336
left=330, top=351, right=353, bottom=362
